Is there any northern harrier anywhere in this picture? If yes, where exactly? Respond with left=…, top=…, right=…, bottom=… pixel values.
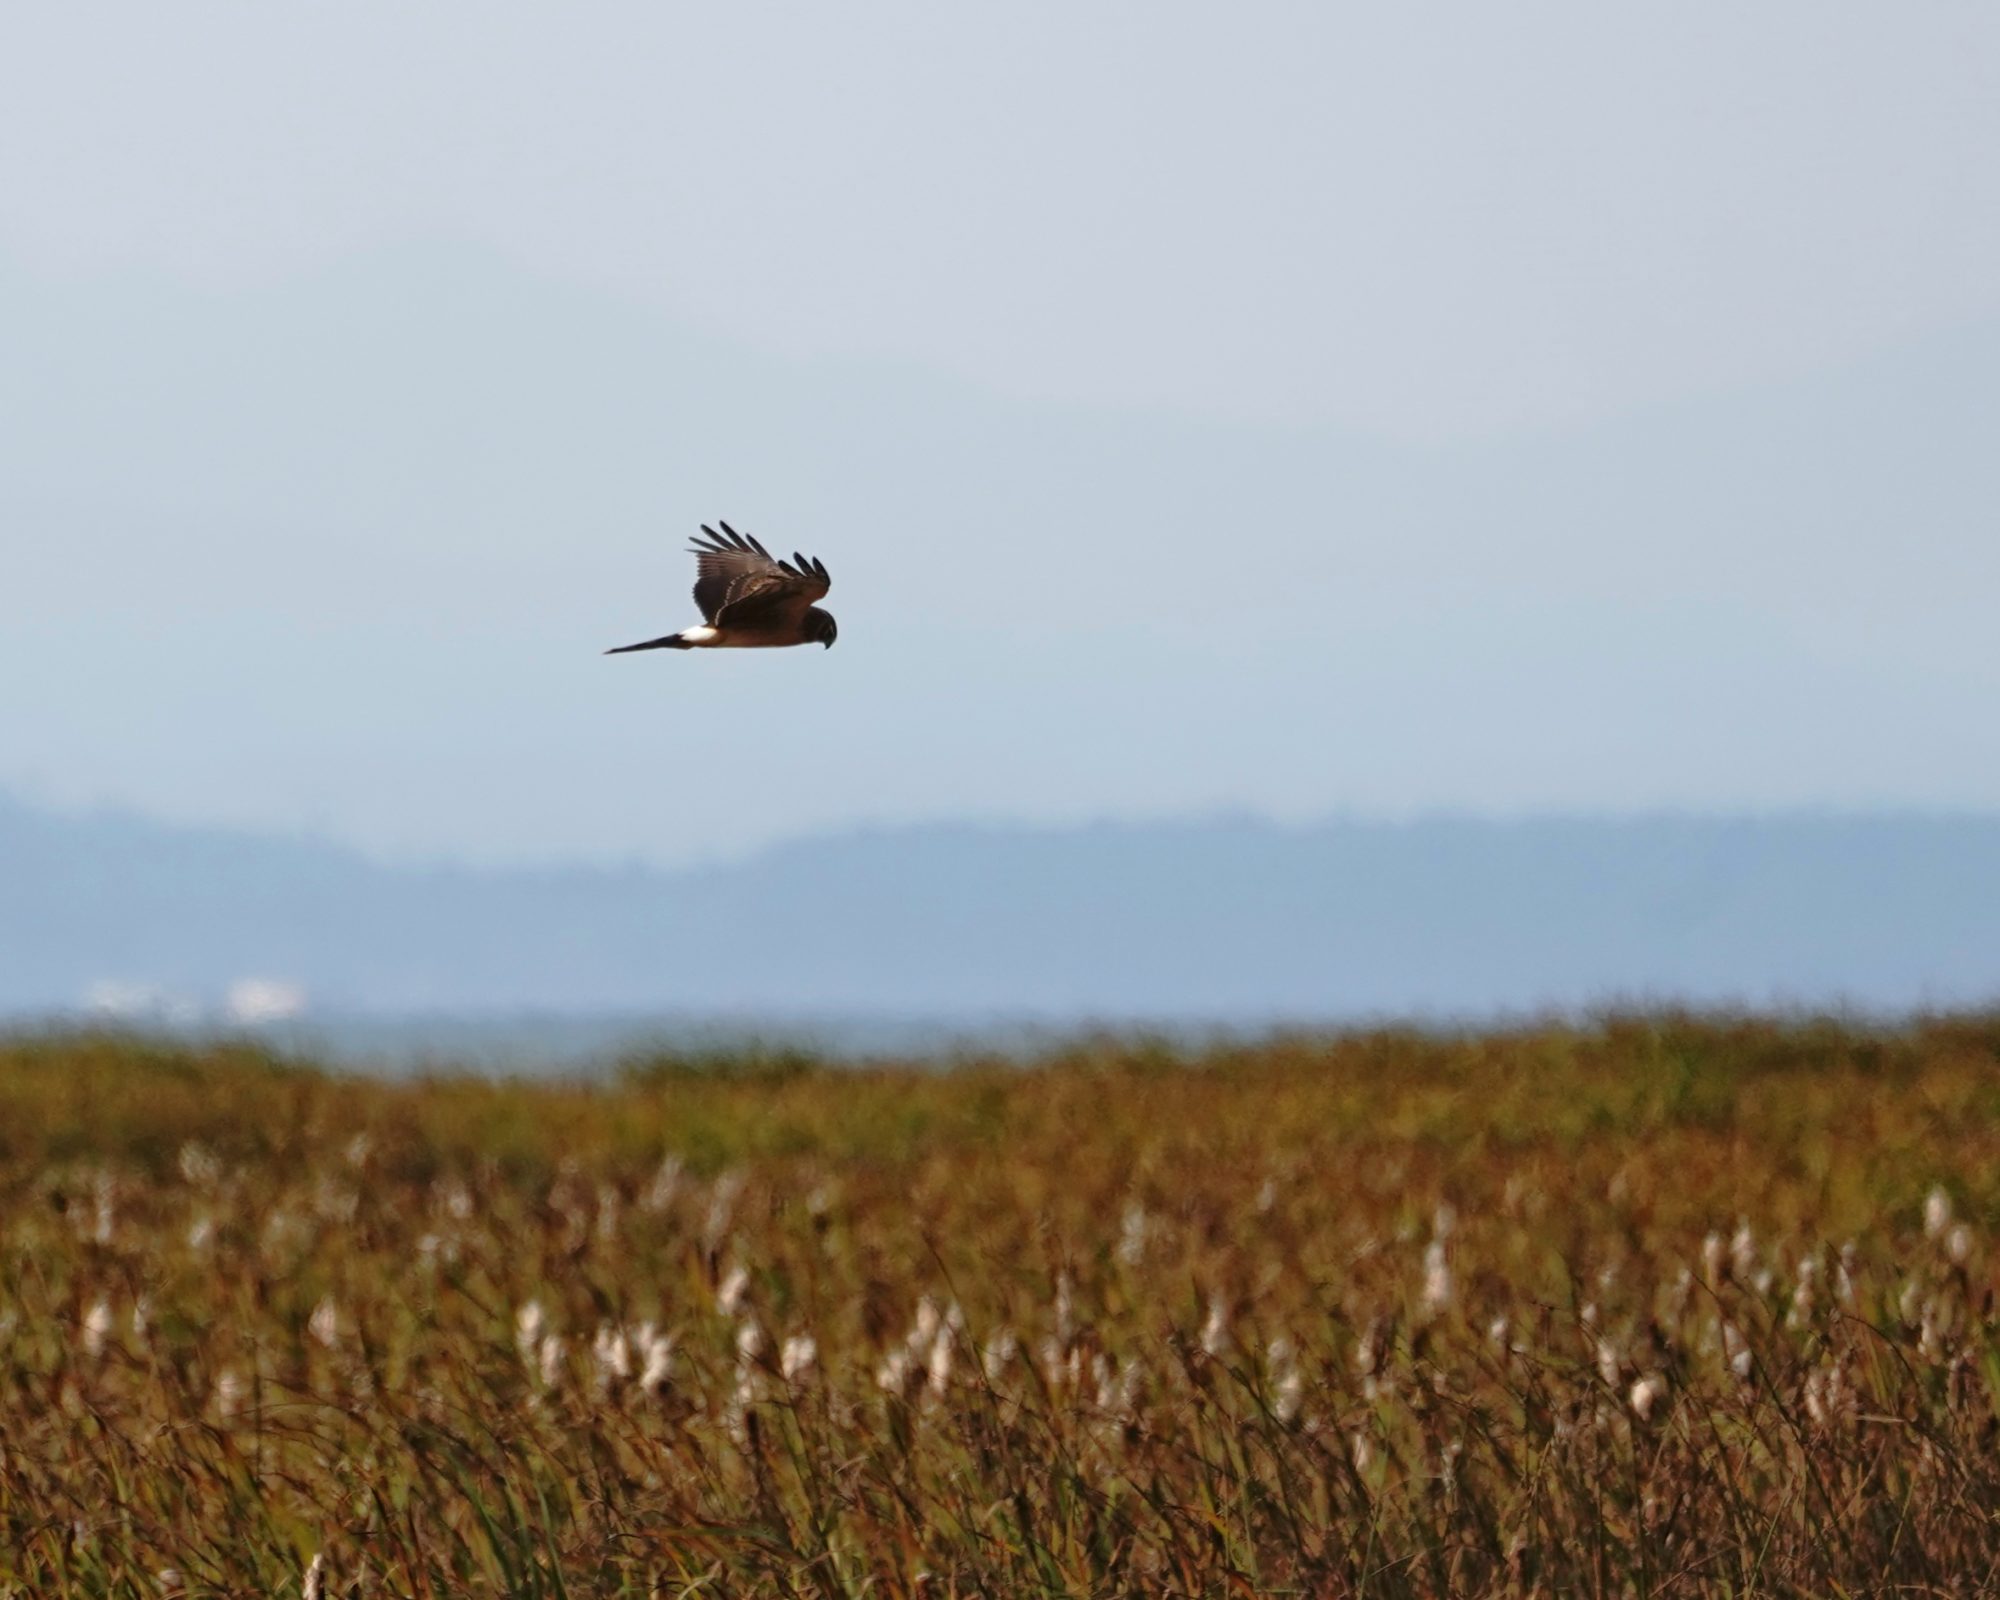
left=606, top=522, right=837, bottom=654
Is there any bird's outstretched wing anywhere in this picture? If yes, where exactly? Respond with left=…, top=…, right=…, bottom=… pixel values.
left=688, top=522, right=831, bottom=628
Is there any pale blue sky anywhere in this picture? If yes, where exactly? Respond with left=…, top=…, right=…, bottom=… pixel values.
left=1, top=5, right=1997, bottom=865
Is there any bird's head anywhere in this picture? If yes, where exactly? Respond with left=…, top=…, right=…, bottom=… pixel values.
left=806, top=607, right=838, bottom=649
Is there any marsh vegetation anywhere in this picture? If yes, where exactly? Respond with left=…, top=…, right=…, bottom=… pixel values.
left=6, top=1017, right=2000, bottom=1595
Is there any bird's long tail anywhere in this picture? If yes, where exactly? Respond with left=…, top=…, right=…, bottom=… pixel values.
left=604, top=632, right=692, bottom=654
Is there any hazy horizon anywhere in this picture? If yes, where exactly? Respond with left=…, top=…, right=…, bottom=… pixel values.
left=8, top=790, right=1998, bottom=1023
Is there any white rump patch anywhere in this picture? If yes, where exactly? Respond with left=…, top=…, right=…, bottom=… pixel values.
left=680, top=625, right=719, bottom=646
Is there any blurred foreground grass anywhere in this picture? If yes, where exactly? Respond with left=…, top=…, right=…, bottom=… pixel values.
left=7, top=1015, right=2000, bottom=1596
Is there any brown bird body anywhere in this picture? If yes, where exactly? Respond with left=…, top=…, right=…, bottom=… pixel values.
left=606, top=522, right=837, bottom=654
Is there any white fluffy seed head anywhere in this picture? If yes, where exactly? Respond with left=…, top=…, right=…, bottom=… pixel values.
left=1355, top=1315, right=1389, bottom=1378
left=1729, top=1220, right=1757, bottom=1281
left=537, top=1333, right=566, bottom=1391
left=1092, top=1352, right=1143, bottom=1419
left=177, top=1141, right=221, bottom=1186
left=1804, top=1361, right=1852, bottom=1426
left=1919, top=1302, right=1947, bottom=1362
left=91, top=1172, right=116, bottom=1245
left=1200, top=1295, right=1230, bottom=1357
left=876, top=1346, right=915, bottom=1396
left=638, top=1324, right=676, bottom=1397
left=780, top=1333, right=818, bottom=1383
left=925, top=1324, right=954, bottom=1397
left=1268, top=1336, right=1302, bottom=1423
left=1925, top=1186, right=1953, bottom=1239
left=1628, top=1371, right=1668, bottom=1422
left=641, top=1154, right=683, bottom=1214
left=704, top=1172, right=744, bottom=1247
left=1787, top=1260, right=1818, bottom=1329
left=1116, top=1202, right=1149, bottom=1266
left=1421, top=1239, right=1454, bottom=1316
left=1090, top=1351, right=1115, bottom=1409
left=592, top=1323, right=633, bottom=1389
left=213, top=1367, right=249, bottom=1421
left=82, top=1298, right=113, bottom=1360
left=515, top=1300, right=546, bottom=1365
left=1052, top=1274, right=1076, bottom=1345
left=1722, top=1321, right=1752, bottom=1383
left=910, top=1296, right=942, bottom=1352
left=981, top=1327, right=1018, bottom=1381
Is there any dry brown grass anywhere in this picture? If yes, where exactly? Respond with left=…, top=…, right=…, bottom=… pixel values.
left=5, top=1015, right=2000, bottom=1596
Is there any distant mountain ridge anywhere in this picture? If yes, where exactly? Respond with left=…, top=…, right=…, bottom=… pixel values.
left=6, top=794, right=1998, bottom=1019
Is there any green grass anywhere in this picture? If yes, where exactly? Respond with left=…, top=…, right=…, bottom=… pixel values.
left=5, top=1014, right=2000, bottom=1595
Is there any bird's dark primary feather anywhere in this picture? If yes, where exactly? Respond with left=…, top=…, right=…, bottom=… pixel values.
left=687, top=520, right=831, bottom=628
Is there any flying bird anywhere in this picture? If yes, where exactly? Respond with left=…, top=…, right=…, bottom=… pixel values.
left=606, top=522, right=837, bottom=654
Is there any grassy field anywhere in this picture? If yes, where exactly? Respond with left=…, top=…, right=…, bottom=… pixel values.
left=6, top=1016, right=2000, bottom=1597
